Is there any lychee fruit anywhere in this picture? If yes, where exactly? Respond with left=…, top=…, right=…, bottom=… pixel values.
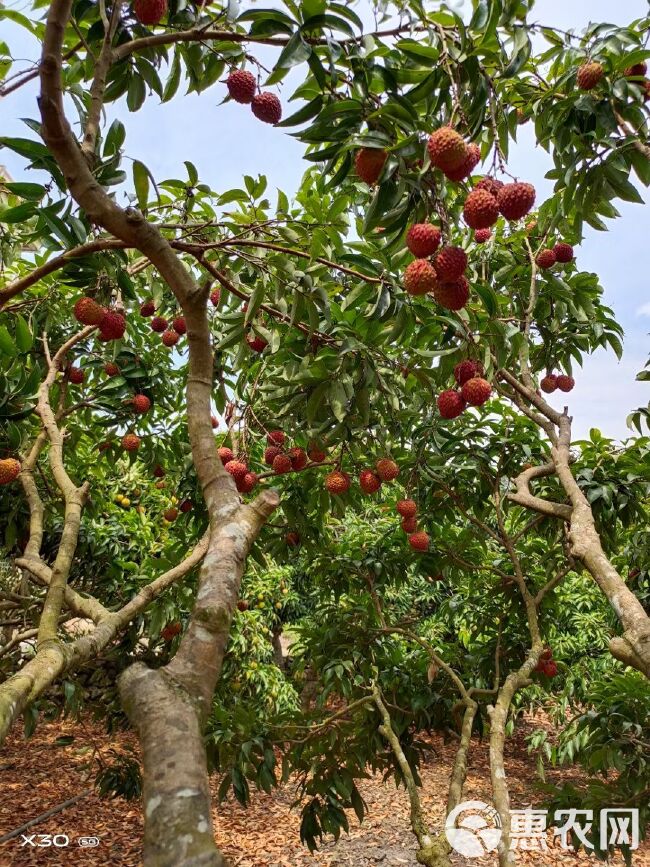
left=267, top=430, right=285, bottom=446
left=577, top=61, right=604, bottom=90
left=434, top=246, right=467, bottom=282
left=355, top=148, right=387, bottom=185
left=104, top=361, right=120, bottom=377
left=122, top=434, right=141, bottom=452
left=325, top=470, right=351, bottom=494
left=140, top=300, right=155, bottom=317
left=536, top=249, right=556, bottom=270
left=307, top=442, right=327, bottom=463
left=437, top=390, right=465, bottom=419
left=163, top=507, right=179, bottom=522
left=98, top=309, right=126, bottom=341
left=155, top=480, right=166, bottom=489
left=272, top=454, right=293, bottom=475
left=376, top=458, right=399, bottom=482
left=624, top=61, right=647, bottom=77
left=396, top=499, right=417, bottom=518
left=408, top=531, right=430, bottom=552
left=151, top=316, right=168, bottom=333
left=225, top=460, right=248, bottom=482
left=73, top=297, right=104, bottom=326
left=286, top=531, right=300, bottom=547
left=153, top=464, right=165, bottom=478
left=218, top=446, right=234, bottom=465
left=172, top=316, right=186, bottom=335
left=497, top=182, right=536, bottom=220
left=474, top=228, right=492, bottom=243
left=432, top=276, right=470, bottom=311
left=67, top=365, right=85, bottom=384
left=162, top=330, right=180, bottom=347
left=553, top=242, right=574, bottom=263
left=132, top=394, right=151, bottom=414
left=133, top=0, right=167, bottom=25
left=443, top=143, right=480, bottom=182
left=251, top=92, right=282, bottom=124
left=475, top=177, right=504, bottom=197
left=237, top=599, right=249, bottom=612
left=288, top=447, right=308, bottom=471
left=264, top=446, right=282, bottom=466
left=401, top=516, right=418, bottom=533
left=210, top=289, right=221, bottom=307
left=359, top=469, right=382, bottom=494
left=404, top=259, right=438, bottom=296
left=0, top=458, right=21, bottom=485
left=247, top=335, right=268, bottom=352
left=556, top=375, right=575, bottom=392
left=461, top=377, right=492, bottom=406
left=226, top=70, right=257, bottom=104
left=463, top=189, right=499, bottom=229
left=454, top=359, right=483, bottom=386
left=406, top=224, right=441, bottom=258
left=179, top=499, right=193, bottom=513
left=237, top=472, right=258, bottom=494
left=540, top=374, right=558, bottom=394
left=427, top=127, right=468, bottom=172
left=211, top=415, right=219, bottom=429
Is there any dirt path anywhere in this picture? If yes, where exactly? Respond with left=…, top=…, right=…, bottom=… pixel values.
left=0, top=715, right=645, bottom=866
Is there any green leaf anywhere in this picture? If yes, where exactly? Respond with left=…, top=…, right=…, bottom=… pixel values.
left=132, top=160, right=150, bottom=211
left=14, top=315, right=32, bottom=352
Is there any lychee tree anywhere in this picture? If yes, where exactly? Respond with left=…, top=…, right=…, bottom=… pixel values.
left=1, top=1, right=649, bottom=865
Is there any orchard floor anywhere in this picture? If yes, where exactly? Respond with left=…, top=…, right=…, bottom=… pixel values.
left=0, top=714, right=646, bottom=867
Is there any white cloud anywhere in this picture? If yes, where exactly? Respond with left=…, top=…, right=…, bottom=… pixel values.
left=636, top=302, right=650, bottom=318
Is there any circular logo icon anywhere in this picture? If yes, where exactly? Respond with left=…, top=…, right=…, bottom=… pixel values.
left=445, top=800, right=502, bottom=858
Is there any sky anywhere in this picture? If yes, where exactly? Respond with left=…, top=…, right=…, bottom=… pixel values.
left=1, top=0, right=648, bottom=440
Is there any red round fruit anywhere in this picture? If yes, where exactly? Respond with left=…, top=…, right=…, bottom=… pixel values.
left=218, top=446, right=234, bottom=465
left=553, top=242, right=574, bottom=263
left=140, top=300, right=155, bottom=317
left=237, top=472, right=258, bottom=494
left=463, top=189, right=499, bottom=229
left=577, top=61, right=604, bottom=90
left=427, top=127, right=468, bottom=172
left=540, top=647, right=553, bottom=662
left=226, top=69, right=256, bottom=104
left=474, top=228, right=492, bottom=243
left=73, top=297, right=104, bottom=326
left=624, top=61, right=647, bottom=78
left=264, top=446, right=282, bottom=466
left=286, top=531, right=300, bottom=547
left=179, top=499, right=192, bottom=513
left=396, top=499, right=417, bottom=518
left=162, top=330, right=180, bottom=347
left=122, top=434, right=141, bottom=452
left=0, top=458, right=21, bottom=485
left=406, top=224, right=441, bottom=258
left=497, top=182, right=536, bottom=220
left=161, top=622, right=181, bottom=641
left=475, top=177, right=504, bottom=197
left=307, top=442, right=327, bottom=463
left=272, top=454, right=292, bottom=475
left=210, top=289, right=221, bottom=307
left=267, top=430, right=285, bottom=446
left=432, top=276, right=470, bottom=311
left=540, top=374, right=558, bottom=394
left=153, top=464, right=165, bottom=478
left=172, top=316, right=187, bottom=335
left=461, top=377, right=492, bottom=407
left=543, top=660, right=558, bottom=677
left=104, top=361, right=120, bottom=377
left=247, top=334, right=268, bottom=352
left=288, top=447, right=308, bottom=471
left=437, top=390, right=465, bottom=419
left=354, top=148, right=387, bottom=185
left=164, top=507, right=179, bottom=522
left=401, top=516, right=418, bottom=533
left=251, top=92, right=282, bottom=124
left=67, top=365, right=85, bottom=384
left=237, top=599, right=249, bottom=612
left=408, top=531, right=430, bottom=552
left=404, top=259, right=438, bottom=296
left=225, top=460, right=248, bottom=482
left=211, top=415, right=219, bottom=429
left=151, top=316, right=168, bottom=333
left=133, top=0, right=167, bottom=25
left=556, top=375, right=575, bottom=393
left=536, top=249, right=556, bottom=270
left=325, top=470, right=351, bottom=494
left=99, top=309, right=126, bottom=341
left=359, top=469, right=382, bottom=494
left=132, top=394, right=151, bottom=414
left=454, top=360, right=483, bottom=386
left=434, top=246, right=467, bottom=282
left=444, top=143, right=480, bottom=182
left=376, top=458, right=399, bottom=482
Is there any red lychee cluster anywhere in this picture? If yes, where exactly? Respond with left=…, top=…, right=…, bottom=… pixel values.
left=427, top=129, right=479, bottom=182
left=540, top=372, right=575, bottom=393
left=534, top=647, right=558, bottom=678
left=73, top=296, right=126, bottom=341
left=225, top=70, right=282, bottom=124
left=394, top=498, right=427, bottom=550
left=437, top=363, right=492, bottom=419
left=223, top=454, right=259, bottom=493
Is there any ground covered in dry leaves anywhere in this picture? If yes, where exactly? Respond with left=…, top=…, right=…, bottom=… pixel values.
left=0, top=714, right=645, bottom=866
